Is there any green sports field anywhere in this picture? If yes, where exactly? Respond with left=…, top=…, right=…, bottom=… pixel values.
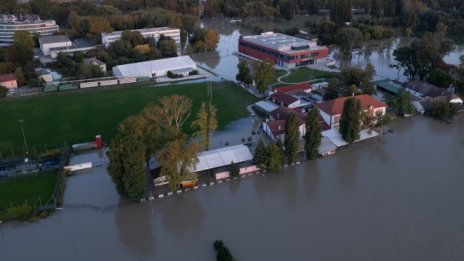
left=0, top=82, right=258, bottom=152
left=0, top=171, right=57, bottom=210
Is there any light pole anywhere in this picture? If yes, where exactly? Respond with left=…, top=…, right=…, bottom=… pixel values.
left=18, top=119, right=29, bottom=162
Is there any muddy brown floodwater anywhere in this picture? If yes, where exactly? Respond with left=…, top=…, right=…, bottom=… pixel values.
left=1, top=116, right=464, bottom=261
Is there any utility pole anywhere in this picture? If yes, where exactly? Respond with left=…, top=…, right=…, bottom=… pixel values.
left=18, top=119, right=29, bottom=162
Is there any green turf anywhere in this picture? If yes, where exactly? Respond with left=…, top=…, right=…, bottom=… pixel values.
left=0, top=171, right=57, bottom=209
left=0, top=82, right=258, bottom=151
left=281, top=67, right=337, bottom=83
left=271, top=69, right=287, bottom=84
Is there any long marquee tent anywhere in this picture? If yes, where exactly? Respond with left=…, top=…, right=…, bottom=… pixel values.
left=112, top=55, right=197, bottom=78
left=193, top=144, right=253, bottom=172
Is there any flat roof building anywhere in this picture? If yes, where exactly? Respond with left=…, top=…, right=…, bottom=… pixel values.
left=112, top=56, right=197, bottom=78
left=239, top=32, right=329, bottom=69
left=39, top=36, right=95, bottom=59
left=0, top=14, right=59, bottom=47
left=101, top=27, right=181, bottom=55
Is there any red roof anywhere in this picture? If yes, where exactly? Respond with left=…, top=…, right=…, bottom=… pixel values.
left=317, top=94, right=387, bottom=116
left=269, top=106, right=306, bottom=121
left=270, top=92, right=299, bottom=105
left=273, top=82, right=311, bottom=93
left=0, top=73, right=16, bottom=83
left=264, top=120, right=286, bottom=138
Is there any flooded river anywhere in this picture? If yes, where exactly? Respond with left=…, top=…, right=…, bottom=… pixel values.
left=1, top=116, right=464, bottom=260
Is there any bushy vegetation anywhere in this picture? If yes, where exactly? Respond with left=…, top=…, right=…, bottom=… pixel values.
left=213, top=240, right=235, bottom=261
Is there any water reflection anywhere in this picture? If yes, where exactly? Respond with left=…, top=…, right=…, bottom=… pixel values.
left=158, top=196, right=204, bottom=239
left=282, top=165, right=299, bottom=211
left=115, top=201, right=156, bottom=257
left=336, top=150, right=359, bottom=189
left=301, top=161, right=320, bottom=202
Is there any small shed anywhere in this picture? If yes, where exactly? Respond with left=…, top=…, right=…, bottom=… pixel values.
left=375, top=79, right=403, bottom=95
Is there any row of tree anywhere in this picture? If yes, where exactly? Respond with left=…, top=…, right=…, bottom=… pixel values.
left=108, top=94, right=218, bottom=199
left=0, top=31, right=41, bottom=87
left=236, top=59, right=275, bottom=94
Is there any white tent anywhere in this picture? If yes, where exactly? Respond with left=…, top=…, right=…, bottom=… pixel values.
left=194, top=144, right=253, bottom=172
left=112, top=56, right=197, bottom=78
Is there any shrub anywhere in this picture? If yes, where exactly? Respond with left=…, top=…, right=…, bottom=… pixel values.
left=228, top=161, right=240, bottom=178
left=167, top=71, right=183, bottom=79
left=3, top=204, right=34, bottom=221
left=0, top=86, right=8, bottom=97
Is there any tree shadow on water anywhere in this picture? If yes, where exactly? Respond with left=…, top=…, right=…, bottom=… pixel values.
left=115, top=199, right=156, bottom=258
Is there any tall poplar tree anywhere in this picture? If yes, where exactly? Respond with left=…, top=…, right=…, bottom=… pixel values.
left=339, top=98, right=362, bottom=144
left=192, top=102, right=218, bottom=150
left=284, top=113, right=300, bottom=164
left=304, top=108, right=322, bottom=160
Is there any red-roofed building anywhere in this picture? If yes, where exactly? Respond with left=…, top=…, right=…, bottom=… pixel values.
left=317, top=95, right=387, bottom=129
left=271, top=82, right=311, bottom=94
left=270, top=92, right=300, bottom=108
left=0, top=73, right=17, bottom=89
left=262, top=119, right=306, bottom=141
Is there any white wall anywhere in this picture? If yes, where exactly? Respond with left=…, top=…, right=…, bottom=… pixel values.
left=319, top=110, right=332, bottom=127
left=41, top=41, right=71, bottom=56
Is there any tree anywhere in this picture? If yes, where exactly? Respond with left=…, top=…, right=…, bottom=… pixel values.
left=427, top=68, right=452, bottom=88
left=431, top=100, right=457, bottom=120
left=339, top=98, right=362, bottom=144
left=228, top=161, right=240, bottom=178
left=108, top=115, right=152, bottom=199
left=284, top=113, right=300, bottom=164
left=394, top=32, right=452, bottom=81
left=203, top=29, right=219, bottom=51
left=156, top=135, right=200, bottom=192
left=14, top=67, right=25, bottom=86
left=331, top=0, right=352, bottom=25
left=121, top=30, right=144, bottom=46
left=398, top=90, right=415, bottom=116
left=87, top=17, right=111, bottom=41
left=324, top=78, right=339, bottom=101
left=253, top=59, right=275, bottom=93
left=0, top=86, right=9, bottom=98
left=159, top=37, right=178, bottom=57
left=254, top=140, right=267, bottom=169
left=12, top=31, right=35, bottom=66
left=266, top=142, right=283, bottom=172
left=335, top=27, right=363, bottom=58
left=192, top=102, right=218, bottom=150
left=371, top=0, right=382, bottom=18
left=193, top=40, right=206, bottom=53
left=142, top=95, right=192, bottom=138
left=78, top=64, right=104, bottom=79
left=304, top=108, right=322, bottom=160
left=236, top=61, right=252, bottom=85
left=68, top=11, right=80, bottom=32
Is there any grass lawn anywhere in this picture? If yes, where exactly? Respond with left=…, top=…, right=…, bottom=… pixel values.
left=271, top=69, right=287, bottom=84
left=0, top=171, right=57, bottom=209
left=282, top=67, right=337, bottom=83
left=0, top=81, right=258, bottom=151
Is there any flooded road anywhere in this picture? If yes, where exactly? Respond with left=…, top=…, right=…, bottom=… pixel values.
left=1, top=116, right=464, bottom=260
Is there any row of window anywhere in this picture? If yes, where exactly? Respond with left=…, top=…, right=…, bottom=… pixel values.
left=0, top=23, right=57, bottom=29
left=240, top=41, right=321, bottom=62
